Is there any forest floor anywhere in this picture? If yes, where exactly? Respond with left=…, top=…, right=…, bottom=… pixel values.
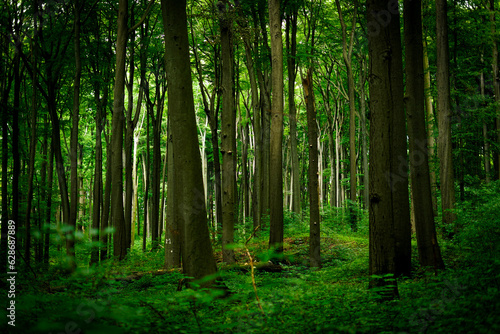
left=3, top=183, right=500, bottom=333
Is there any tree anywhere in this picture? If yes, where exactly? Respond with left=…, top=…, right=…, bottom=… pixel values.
left=219, top=1, right=237, bottom=264
left=335, top=0, right=358, bottom=232
left=303, top=68, right=321, bottom=268
left=367, top=0, right=411, bottom=298
left=403, top=0, right=444, bottom=270
left=268, top=0, right=284, bottom=253
left=489, top=0, right=500, bottom=181
left=285, top=3, right=301, bottom=214
left=111, top=0, right=129, bottom=260
left=69, top=0, right=82, bottom=270
left=161, top=0, right=217, bottom=283
left=436, top=0, right=457, bottom=233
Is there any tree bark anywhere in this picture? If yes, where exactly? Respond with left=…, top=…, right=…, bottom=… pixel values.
left=423, top=37, right=438, bottom=216
left=367, top=0, right=411, bottom=298
left=268, top=0, right=284, bottom=253
left=436, top=0, right=457, bottom=232
left=489, top=0, right=500, bottom=181
left=286, top=8, right=301, bottom=214
left=336, top=0, right=358, bottom=232
left=162, top=0, right=217, bottom=283
left=219, top=3, right=237, bottom=264
left=303, top=68, right=321, bottom=268
left=69, top=0, right=82, bottom=269
left=242, top=37, right=262, bottom=230
left=165, top=117, right=181, bottom=268
left=111, top=0, right=128, bottom=260
left=404, top=0, right=445, bottom=270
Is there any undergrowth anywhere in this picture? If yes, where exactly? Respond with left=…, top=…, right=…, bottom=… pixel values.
left=2, top=183, right=500, bottom=333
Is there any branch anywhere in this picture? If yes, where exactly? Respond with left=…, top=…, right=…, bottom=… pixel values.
left=129, top=0, right=156, bottom=33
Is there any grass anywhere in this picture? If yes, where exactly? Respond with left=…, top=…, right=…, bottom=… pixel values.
left=2, top=183, right=500, bottom=333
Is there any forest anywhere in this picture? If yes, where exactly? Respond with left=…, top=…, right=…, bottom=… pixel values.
left=1, top=0, right=500, bottom=332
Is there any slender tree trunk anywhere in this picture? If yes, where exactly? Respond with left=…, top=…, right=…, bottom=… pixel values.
left=489, top=0, right=500, bottom=180
left=100, top=130, right=112, bottom=261
left=268, top=0, right=284, bottom=253
left=143, top=113, right=151, bottom=252
left=124, top=18, right=136, bottom=252
left=423, top=37, right=438, bottom=216
left=242, top=120, right=250, bottom=222
left=336, top=0, right=358, bottom=231
left=150, top=94, right=164, bottom=250
left=25, top=53, right=38, bottom=265
left=404, top=0, right=445, bottom=270
left=481, top=54, right=491, bottom=183
left=90, top=88, right=104, bottom=265
left=68, top=0, right=82, bottom=270
left=159, top=143, right=168, bottom=244
left=256, top=0, right=271, bottom=219
left=286, top=9, right=301, bottom=214
left=220, top=3, right=237, bottom=264
left=243, top=38, right=262, bottom=229
left=112, top=0, right=128, bottom=260
left=359, top=75, right=369, bottom=211
left=303, top=68, right=321, bottom=268
left=162, top=0, right=217, bottom=283
left=44, top=140, right=54, bottom=265
left=436, top=0, right=457, bottom=233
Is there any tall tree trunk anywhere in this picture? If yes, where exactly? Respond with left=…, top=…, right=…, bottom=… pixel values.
left=436, top=0, right=457, bottom=233
left=220, top=3, right=237, bottom=264
left=150, top=85, right=164, bottom=250
left=69, top=0, right=82, bottom=270
left=423, top=37, right=438, bottom=216
left=25, top=50, right=39, bottom=265
left=404, top=0, right=445, bottom=270
left=124, top=15, right=137, bottom=252
left=367, top=0, right=411, bottom=298
left=112, top=0, right=128, bottom=260
left=268, top=0, right=284, bottom=253
left=389, top=1, right=412, bottom=279
left=286, top=8, right=301, bottom=214
left=101, top=132, right=112, bottom=261
left=143, top=113, right=151, bottom=252
left=336, top=0, right=358, bottom=232
left=243, top=38, right=262, bottom=229
left=162, top=0, right=217, bottom=283
left=303, top=68, right=321, bottom=268
left=48, top=78, right=72, bottom=270
left=359, top=70, right=369, bottom=211
left=481, top=53, right=491, bottom=183
left=489, top=0, right=500, bottom=181
left=256, top=0, right=271, bottom=219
